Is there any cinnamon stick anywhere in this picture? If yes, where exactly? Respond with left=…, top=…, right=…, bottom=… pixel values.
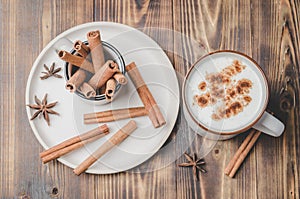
left=66, top=69, right=87, bottom=92
left=40, top=124, right=109, bottom=158
left=105, top=78, right=116, bottom=97
left=66, top=44, right=91, bottom=92
left=224, top=129, right=261, bottom=178
left=105, top=94, right=113, bottom=102
left=41, top=132, right=107, bottom=163
left=125, top=62, right=165, bottom=128
left=113, top=72, right=127, bottom=85
left=73, top=120, right=137, bottom=175
left=74, top=40, right=90, bottom=57
left=99, top=85, right=106, bottom=95
left=84, top=107, right=147, bottom=124
left=58, top=50, right=94, bottom=74
left=68, top=63, right=74, bottom=78
left=143, top=86, right=166, bottom=126
left=87, top=30, right=105, bottom=72
left=78, top=82, right=96, bottom=98
left=88, top=60, right=119, bottom=90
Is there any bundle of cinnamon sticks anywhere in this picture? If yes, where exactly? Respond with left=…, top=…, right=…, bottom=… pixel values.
left=82, top=62, right=166, bottom=128
left=40, top=124, right=109, bottom=163
left=73, top=120, right=137, bottom=175
left=40, top=121, right=138, bottom=175
left=58, top=30, right=127, bottom=101
left=224, top=129, right=261, bottom=177
left=125, top=62, right=166, bottom=128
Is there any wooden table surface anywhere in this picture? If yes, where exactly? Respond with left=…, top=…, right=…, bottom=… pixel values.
left=1, top=0, right=299, bottom=198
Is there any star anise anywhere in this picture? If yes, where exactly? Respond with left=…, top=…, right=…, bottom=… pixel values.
left=40, top=62, right=62, bottom=80
left=178, top=153, right=206, bottom=181
left=27, top=94, right=59, bottom=126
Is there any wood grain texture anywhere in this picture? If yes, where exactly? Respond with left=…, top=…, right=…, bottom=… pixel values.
left=0, top=0, right=299, bottom=198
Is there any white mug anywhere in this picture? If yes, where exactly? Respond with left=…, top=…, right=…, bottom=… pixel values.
left=183, top=50, right=285, bottom=140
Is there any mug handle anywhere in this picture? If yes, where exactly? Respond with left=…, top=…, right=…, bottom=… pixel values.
left=252, top=111, right=285, bottom=137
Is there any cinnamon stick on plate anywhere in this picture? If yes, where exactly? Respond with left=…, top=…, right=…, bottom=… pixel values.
left=88, top=60, right=119, bottom=90
left=67, top=63, right=74, bottom=78
left=105, top=78, right=116, bottom=99
left=58, top=50, right=95, bottom=74
left=126, top=62, right=166, bottom=128
left=78, top=82, right=96, bottom=98
left=40, top=124, right=109, bottom=163
left=66, top=68, right=87, bottom=92
left=87, top=30, right=105, bottom=72
left=113, top=72, right=128, bottom=85
left=73, top=120, right=137, bottom=175
left=66, top=42, right=91, bottom=93
left=73, top=40, right=90, bottom=57
left=84, top=107, right=147, bottom=124
left=42, top=133, right=107, bottom=164
left=224, top=129, right=261, bottom=178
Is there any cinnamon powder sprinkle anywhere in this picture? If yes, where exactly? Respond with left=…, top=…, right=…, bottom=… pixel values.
left=193, top=59, right=253, bottom=120
left=244, top=95, right=252, bottom=103
left=229, top=101, right=243, bottom=115
left=198, top=81, right=207, bottom=91
left=195, top=93, right=210, bottom=108
left=237, top=78, right=252, bottom=94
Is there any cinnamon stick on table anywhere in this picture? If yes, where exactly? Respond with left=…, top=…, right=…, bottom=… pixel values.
left=84, top=107, right=147, bottom=124
left=224, top=129, right=261, bottom=178
left=87, top=30, right=105, bottom=72
left=73, top=120, right=137, bottom=175
left=40, top=124, right=109, bottom=162
left=126, top=62, right=166, bottom=128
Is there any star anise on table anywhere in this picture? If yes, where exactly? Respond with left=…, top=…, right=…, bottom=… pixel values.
left=40, top=62, right=62, bottom=80
left=178, top=153, right=206, bottom=181
left=27, top=94, right=59, bottom=126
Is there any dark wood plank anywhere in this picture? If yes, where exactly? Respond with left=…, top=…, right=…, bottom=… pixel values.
left=0, top=0, right=94, bottom=198
left=173, top=0, right=300, bottom=199
left=251, top=0, right=300, bottom=199
left=0, top=1, right=17, bottom=196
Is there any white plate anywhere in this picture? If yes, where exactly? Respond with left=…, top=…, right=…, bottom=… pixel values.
left=26, top=22, right=179, bottom=174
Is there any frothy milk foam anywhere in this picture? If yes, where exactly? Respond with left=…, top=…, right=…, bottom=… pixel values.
left=185, top=52, right=268, bottom=133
